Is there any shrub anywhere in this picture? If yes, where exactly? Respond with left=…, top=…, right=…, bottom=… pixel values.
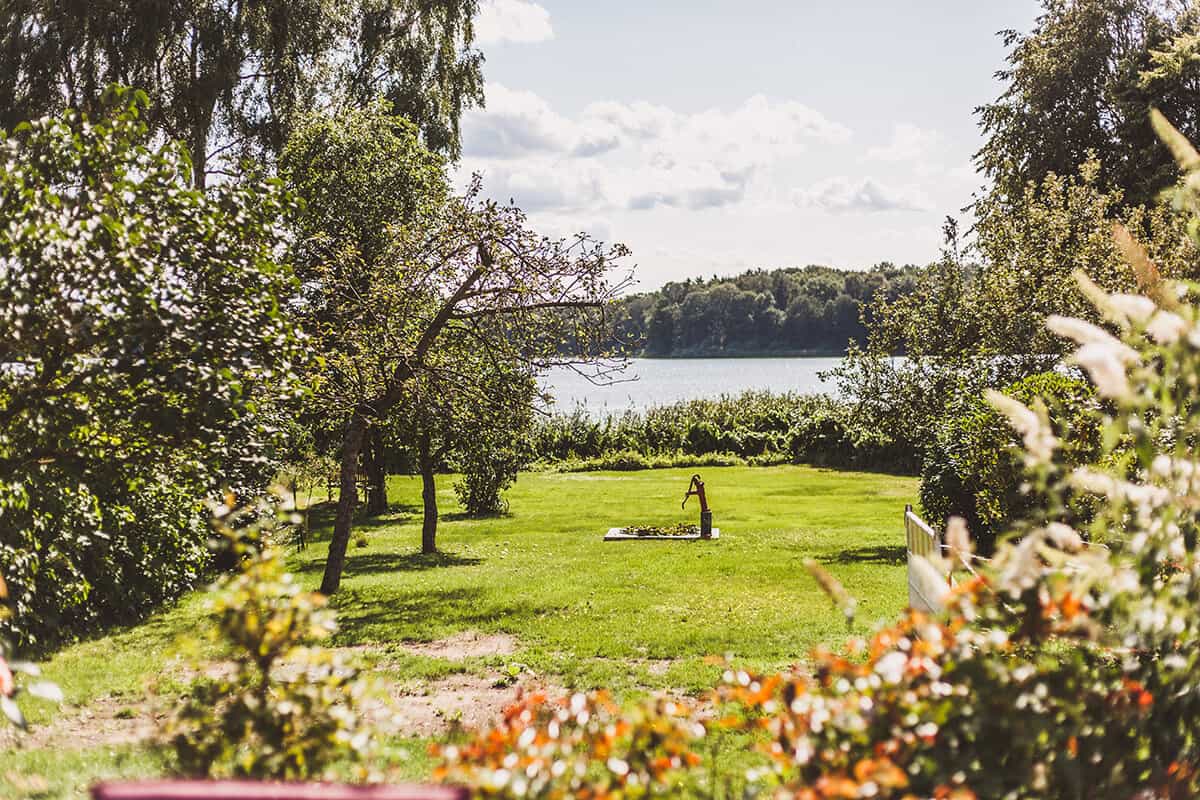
left=787, top=407, right=915, bottom=473
left=0, top=89, right=302, bottom=649
left=454, top=440, right=525, bottom=517
left=531, top=392, right=913, bottom=473
left=920, top=371, right=1101, bottom=553
left=434, top=691, right=708, bottom=798
left=167, top=500, right=372, bottom=779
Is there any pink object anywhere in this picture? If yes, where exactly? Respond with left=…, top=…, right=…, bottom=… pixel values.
left=91, top=782, right=468, bottom=800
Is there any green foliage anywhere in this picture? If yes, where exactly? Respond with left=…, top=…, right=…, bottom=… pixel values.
left=970, top=159, right=1200, bottom=354
left=0, top=89, right=303, bottom=649
left=977, top=0, right=1200, bottom=207
left=167, top=501, right=372, bottom=780
left=0, top=0, right=483, bottom=184
left=281, top=102, right=631, bottom=594
left=452, top=432, right=527, bottom=517
left=835, top=158, right=1199, bottom=471
left=533, top=392, right=915, bottom=474
left=920, top=371, right=1101, bottom=554
left=387, top=349, right=539, bottom=525
left=538, top=449, right=755, bottom=473
left=535, top=392, right=818, bottom=461
left=607, top=263, right=918, bottom=357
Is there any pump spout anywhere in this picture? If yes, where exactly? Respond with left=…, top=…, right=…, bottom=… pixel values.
left=682, top=474, right=713, bottom=538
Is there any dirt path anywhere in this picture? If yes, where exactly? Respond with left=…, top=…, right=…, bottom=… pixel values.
left=1, top=632, right=549, bottom=753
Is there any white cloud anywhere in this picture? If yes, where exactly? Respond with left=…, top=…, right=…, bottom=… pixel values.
left=461, top=87, right=851, bottom=214
left=794, top=176, right=932, bottom=214
left=866, top=123, right=941, bottom=162
left=460, top=157, right=608, bottom=212
left=947, top=162, right=983, bottom=184
left=475, top=0, right=553, bottom=45
left=462, top=84, right=582, bottom=158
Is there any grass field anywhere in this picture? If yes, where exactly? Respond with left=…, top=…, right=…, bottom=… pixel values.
left=1, top=465, right=917, bottom=798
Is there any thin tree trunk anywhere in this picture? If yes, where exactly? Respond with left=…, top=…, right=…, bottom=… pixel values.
left=420, top=431, right=438, bottom=554
left=191, top=121, right=208, bottom=190
left=320, top=414, right=367, bottom=595
left=364, top=428, right=388, bottom=516
left=318, top=261, right=487, bottom=591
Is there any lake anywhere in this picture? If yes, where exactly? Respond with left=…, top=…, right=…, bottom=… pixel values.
left=541, top=356, right=846, bottom=416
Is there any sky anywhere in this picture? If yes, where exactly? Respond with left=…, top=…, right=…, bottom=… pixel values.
left=464, top=0, right=1044, bottom=291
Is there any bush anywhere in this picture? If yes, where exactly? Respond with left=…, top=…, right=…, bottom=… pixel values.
left=920, top=371, right=1100, bottom=553
left=534, top=449, right=753, bottom=473
left=453, top=440, right=524, bottom=517
left=434, top=691, right=708, bottom=797
left=0, top=89, right=302, bottom=649
left=167, top=501, right=372, bottom=780
left=532, top=392, right=913, bottom=473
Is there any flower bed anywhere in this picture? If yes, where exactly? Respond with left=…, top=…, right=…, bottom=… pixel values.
left=603, top=524, right=719, bottom=541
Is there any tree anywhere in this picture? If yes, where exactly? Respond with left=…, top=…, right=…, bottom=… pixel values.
left=282, top=102, right=450, bottom=518
left=280, top=105, right=631, bottom=594
left=392, top=348, right=536, bottom=553
left=0, top=0, right=484, bottom=186
left=976, top=0, right=1200, bottom=207
left=0, top=88, right=303, bottom=647
left=833, top=159, right=1200, bottom=474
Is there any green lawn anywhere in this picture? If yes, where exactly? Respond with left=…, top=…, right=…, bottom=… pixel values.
left=2, top=465, right=916, bottom=797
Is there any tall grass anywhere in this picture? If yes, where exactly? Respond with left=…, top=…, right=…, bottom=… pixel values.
left=532, top=391, right=917, bottom=473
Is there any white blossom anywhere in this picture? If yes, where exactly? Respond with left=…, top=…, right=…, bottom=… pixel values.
left=985, top=390, right=1058, bottom=461
left=1046, top=315, right=1119, bottom=347
left=1072, top=341, right=1136, bottom=400
left=1107, top=293, right=1157, bottom=323
left=1043, top=523, right=1083, bottom=552
left=1146, top=310, right=1188, bottom=344
left=874, top=651, right=908, bottom=685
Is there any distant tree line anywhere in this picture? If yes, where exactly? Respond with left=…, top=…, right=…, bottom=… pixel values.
left=606, top=264, right=920, bottom=357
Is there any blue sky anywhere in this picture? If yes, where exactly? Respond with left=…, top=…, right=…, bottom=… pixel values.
left=465, top=1, right=1043, bottom=290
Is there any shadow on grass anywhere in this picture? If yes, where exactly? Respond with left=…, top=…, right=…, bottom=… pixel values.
left=293, top=549, right=483, bottom=576
left=441, top=511, right=510, bottom=522
left=297, top=501, right=421, bottom=545
left=822, top=544, right=907, bottom=565
left=347, top=550, right=483, bottom=575
left=330, top=586, right=551, bottom=640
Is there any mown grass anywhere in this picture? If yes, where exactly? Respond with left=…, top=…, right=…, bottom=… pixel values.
left=2, top=465, right=916, bottom=798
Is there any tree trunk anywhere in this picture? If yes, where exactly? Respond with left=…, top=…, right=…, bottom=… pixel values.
left=320, top=414, right=367, bottom=595
left=419, top=431, right=438, bottom=554
left=364, top=428, right=388, bottom=517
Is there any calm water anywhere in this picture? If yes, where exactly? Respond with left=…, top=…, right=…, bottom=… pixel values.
left=541, top=357, right=845, bottom=416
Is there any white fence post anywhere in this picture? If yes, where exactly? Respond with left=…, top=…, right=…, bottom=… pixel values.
left=904, top=504, right=947, bottom=613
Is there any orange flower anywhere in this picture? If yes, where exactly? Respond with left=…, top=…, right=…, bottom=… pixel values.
left=814, top=775, right=860, bottom=799
left=0, top=657, right=13, bottom=697
left=1059, top=593, right=1082, bottom=619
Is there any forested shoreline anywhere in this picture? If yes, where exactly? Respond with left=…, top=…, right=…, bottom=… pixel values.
left=607, top=263, right=920, bottom=357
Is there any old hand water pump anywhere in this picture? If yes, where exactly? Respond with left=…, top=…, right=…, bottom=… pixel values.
left=682, top=474, right=713, bottom=539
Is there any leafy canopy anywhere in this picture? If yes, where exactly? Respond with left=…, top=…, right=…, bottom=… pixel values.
left=0, top=87, right=304, bottom=648
left=0, top=0, right=484, bottom=185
